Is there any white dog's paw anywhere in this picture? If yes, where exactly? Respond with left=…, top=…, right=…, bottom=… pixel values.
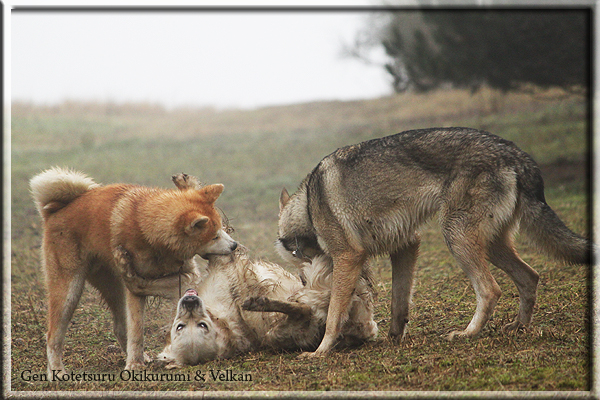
left=124, top=361, right=146, bottom=371
left=114, top=245, right=136, bottom=279
left=165, top=362, right=183, bottom=370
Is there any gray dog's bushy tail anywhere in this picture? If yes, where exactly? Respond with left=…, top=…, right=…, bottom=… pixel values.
left=522, top=201, right=591, bottom=265
left=519, top=190, right=591, bottom=266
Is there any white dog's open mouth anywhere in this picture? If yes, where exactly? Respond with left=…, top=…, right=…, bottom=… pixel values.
left=183, top=288, right=198, bottom=297
left=178, top=289, right=202, bottom=315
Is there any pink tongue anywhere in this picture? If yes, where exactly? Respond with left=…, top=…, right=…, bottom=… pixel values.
left=184, top=289, right=198, bottom=296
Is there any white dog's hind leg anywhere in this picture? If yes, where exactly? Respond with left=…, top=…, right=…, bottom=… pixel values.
left=242, top=296, right=312, bottom=317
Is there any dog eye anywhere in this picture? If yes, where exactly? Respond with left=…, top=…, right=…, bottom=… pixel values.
left=198, top=322, right=208, bottom=331
left=212, top=235, right=219, bottom=241
left=176, top=323, right=185, bottom=332
left=279, top=237, right=296, bottom=252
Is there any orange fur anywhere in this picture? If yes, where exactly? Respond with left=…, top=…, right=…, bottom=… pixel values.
left=30, top=167, right=237, bottom=377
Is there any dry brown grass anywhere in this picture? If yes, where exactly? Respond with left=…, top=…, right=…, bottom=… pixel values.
left=12, top=86, right=583, bottom=148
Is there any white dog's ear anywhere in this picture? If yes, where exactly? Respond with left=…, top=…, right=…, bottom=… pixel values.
left=165, top=361, right=183, bottom=370
left=279, top=188, right=290, bottom=211
left=157, top=346, right=183, bottom=369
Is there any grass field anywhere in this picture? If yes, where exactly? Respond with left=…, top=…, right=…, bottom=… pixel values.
left=9, top=87, right=590, bottom=393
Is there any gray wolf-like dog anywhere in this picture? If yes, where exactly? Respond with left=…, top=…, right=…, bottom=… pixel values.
left=276, top=127, right=591, bottom=357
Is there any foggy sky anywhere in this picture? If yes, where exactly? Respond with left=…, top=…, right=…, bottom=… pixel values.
left=11, top=9, right=392, bottom=109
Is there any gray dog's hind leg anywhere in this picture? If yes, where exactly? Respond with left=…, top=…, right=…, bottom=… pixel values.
left=488, top=229, right=539, bottom=331
left=389, top=235, right=420, bottom=343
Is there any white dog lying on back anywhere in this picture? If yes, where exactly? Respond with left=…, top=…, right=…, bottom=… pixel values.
left=119, top=245, right=378, bottom=368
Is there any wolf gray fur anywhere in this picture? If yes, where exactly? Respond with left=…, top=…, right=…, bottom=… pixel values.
left=277, top=127, right=591, bottom=357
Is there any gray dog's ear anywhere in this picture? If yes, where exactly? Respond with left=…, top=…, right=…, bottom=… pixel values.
left=279, top=188, right=290, bottom=211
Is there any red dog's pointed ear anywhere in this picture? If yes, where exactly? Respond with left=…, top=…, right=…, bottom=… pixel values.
left=185, top=216, right=209, bottom=234
left=200, top=184, right=224, bottom=204
left=279, top=188, right=290, bottom=211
